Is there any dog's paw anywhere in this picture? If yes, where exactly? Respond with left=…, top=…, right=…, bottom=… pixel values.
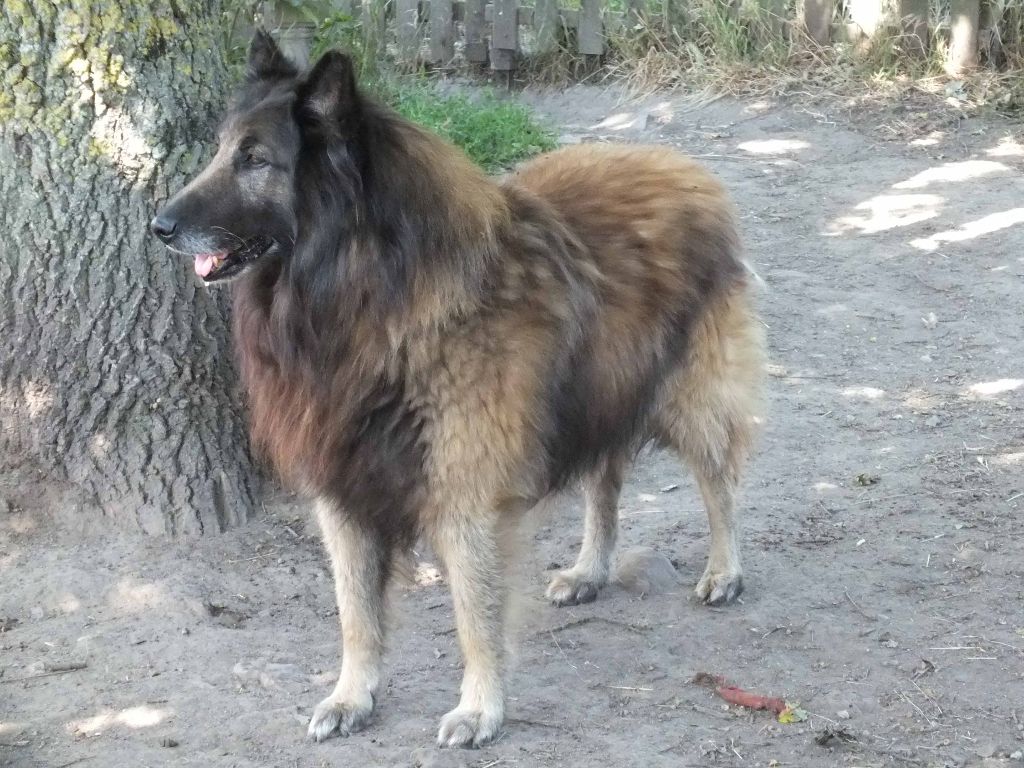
left=436, top=705, right=503, bottom=748
left=307, top=691, right=374, bottom=742
left=545, top=569, right=603, bottom=607
left=695, top=567, right=744, bottom=606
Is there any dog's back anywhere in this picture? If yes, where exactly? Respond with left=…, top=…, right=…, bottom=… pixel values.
left=505, top=144, right=759, bottom=489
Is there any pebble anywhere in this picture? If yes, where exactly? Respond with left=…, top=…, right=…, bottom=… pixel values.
left=232, top=658, right=308, bottom=689
left=615, top=547, right=680, bottom=595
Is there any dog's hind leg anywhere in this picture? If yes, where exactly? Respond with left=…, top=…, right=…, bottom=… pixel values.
left=655, top=291, right=764, bottom=606
left=433, top=509, right=512, bottom=748
left=307, top=498, right=391, bottom=741
left=546, top=456, right=625, bottom=606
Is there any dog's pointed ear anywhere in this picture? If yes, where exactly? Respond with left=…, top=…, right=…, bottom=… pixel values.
left=298, top=51, right=360, bottom=129
left=247, top=29, right=298, bottom=81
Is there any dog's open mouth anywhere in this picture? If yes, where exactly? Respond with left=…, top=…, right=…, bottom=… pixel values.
left=194, top=235, right=275, bottom=283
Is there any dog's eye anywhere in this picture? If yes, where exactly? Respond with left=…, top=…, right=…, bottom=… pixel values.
left=241, top=149, right=268, bottom=168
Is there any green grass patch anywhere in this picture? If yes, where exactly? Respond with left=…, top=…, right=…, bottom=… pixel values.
left=378, top=83, right=558, bottom=172
left=308, top=11, right=557, bottom=170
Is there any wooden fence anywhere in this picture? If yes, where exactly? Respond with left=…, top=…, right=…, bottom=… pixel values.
left=264, top=0, right=1005, bottom=77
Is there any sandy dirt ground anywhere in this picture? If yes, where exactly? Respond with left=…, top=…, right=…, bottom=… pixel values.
left=2, top=85, right=1024, bottom=768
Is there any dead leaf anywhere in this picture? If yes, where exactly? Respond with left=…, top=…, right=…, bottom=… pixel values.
left=912, top=659, right=935, bottom=679
left=692, top=672, right=725, bottom=689
left=815, top=726, right=857, bottom=746
left=203, top=601, right=248, bottom=629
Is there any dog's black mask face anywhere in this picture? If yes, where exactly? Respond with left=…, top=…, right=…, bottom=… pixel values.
left=150, top=31, right=359, bottom=285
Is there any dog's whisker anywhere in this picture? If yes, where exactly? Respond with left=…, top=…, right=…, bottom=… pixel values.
left=212, top=225, right=246, bottom=245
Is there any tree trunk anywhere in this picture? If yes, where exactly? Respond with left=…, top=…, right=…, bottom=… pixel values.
left=0, top=0, right=263, bottom=535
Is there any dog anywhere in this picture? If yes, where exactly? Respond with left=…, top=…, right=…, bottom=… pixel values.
left=151, top=31, right=765, bottom=748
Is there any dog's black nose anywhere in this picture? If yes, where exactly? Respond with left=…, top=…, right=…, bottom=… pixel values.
left=150, top=214, right=177, bottom=242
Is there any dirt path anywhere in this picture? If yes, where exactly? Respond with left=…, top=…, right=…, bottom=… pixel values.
left=3, top=86, right=1023, bottom=768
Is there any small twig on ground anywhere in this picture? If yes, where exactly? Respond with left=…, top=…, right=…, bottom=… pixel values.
left=506, top=717, right=573, bottom=733
left=909, top=679, right=943, bottom=717
left=226, top=551, right=277, bottom=564
left=730, top=740, right=744, bottom=761
left=844, top=589, right=877, bottom=621
left=1, top=661, right=88, bottom=684
left=549, top=630, right=580, bottom=676
left=898, top=689, right=931, bottom=722
left=853, top=493, right=915, bottom=505
left=607, top=685, right=654, bottom=692
left=539, top=616, right=650, bottom=636
left=805, top=710, right=840, bottom=726
left=913, top=273, right=952, bottom=293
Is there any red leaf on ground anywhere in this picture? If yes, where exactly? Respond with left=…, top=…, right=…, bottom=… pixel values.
left=716, top=685, right=787, bottom=714
left=692, top=672, right=787, bottom=714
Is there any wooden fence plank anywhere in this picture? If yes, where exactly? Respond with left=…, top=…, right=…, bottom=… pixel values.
left=464, top=0, right=489, bottom=62
left=947, top=0, right=980, bottom=72
left=899, top=0, right=929, bottom=56
left=362, top=0, right=388, bottom=62
left=604, top=10, right=625, bottom=35
left=800, top=0, right=832, bottom=44
left=759, top=0, right=787, bottom=40
left=396, top=0, right=422, bottom=64
left=662, top=0, right=678, bottom=33
left=579, top=0, right=604, bottom=54
left=491, top=0, right=518, bottom=70
left=534, top=0, right=561, bottom=53
left=429, top=0, right=455, bottom=64
left=978, top=0, right=996, bottom=63
left=848, top=0, right=885, bottom=42
left=625, top=0, right=645, bottom=29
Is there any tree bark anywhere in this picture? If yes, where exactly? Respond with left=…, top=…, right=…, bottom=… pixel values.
left=0, top=0, right=262, bottom=535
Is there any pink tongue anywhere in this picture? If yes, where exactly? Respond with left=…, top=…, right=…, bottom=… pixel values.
left=194, top=253, right=217, bottom=277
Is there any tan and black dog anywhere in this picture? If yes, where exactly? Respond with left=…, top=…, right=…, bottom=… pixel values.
left=152, top=31, right=765, bottom=749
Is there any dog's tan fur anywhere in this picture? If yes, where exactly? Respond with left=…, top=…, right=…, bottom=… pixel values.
left=164, top=44, right=764, bottom=746
left=290, top=143, right=762, bottom=746
left=287, top=143, right=757, bottom=747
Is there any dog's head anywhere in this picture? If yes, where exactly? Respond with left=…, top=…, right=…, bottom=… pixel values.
left=150, top=31, right=360, bottom=285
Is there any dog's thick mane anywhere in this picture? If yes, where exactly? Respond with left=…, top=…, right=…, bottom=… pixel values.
left=231, top=82, right=532, bottom=544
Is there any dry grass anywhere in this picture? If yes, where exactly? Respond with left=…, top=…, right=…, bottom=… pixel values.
left=513, top=0, right=1024, bottom=114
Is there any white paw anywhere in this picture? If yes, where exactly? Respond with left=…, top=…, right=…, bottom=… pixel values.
left=545, top=569, right=604, bottom=607
left=307, top=691, right=374, bottom=742
left=695, top=566, right=744, bottom=606
left=436, top=705, right=504, bottom=748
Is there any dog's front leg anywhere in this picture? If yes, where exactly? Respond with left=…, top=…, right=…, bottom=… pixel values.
left=433, top=510, right=509, bottom=748
left=307, top=498, right=390, bottom=741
